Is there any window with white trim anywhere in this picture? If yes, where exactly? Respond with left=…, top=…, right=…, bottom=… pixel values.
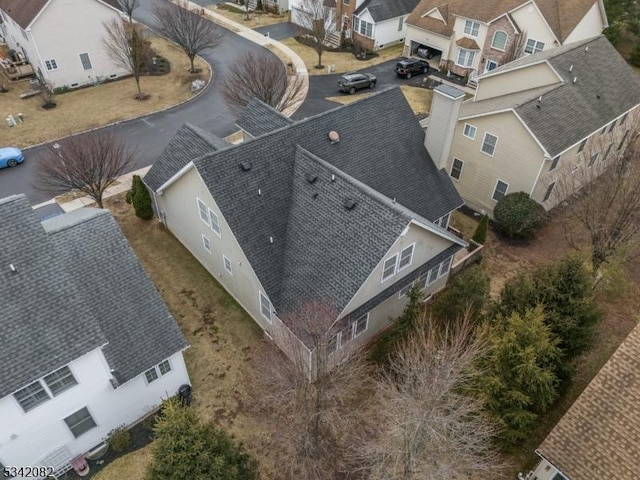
left=463, top=19, right=480, bottom=37
left=451, top=158, right=464, bottom=180
left=79, top=52, right=92, bottom=71
left=14, top=381, right=50, bottom=412
left=353, top=313, right=368, bottom=337
left=43, top=366, right=77, bottom=396
left=426, top=264, right=440, bottom=285
left=259, top=292, right=272, bottom=322
left=158, top=360, right=171, bottom=375
left=439, top=256, right=452, bottom=277
left=197, top=198, right=209, bottom=225
left=456, top=48, right=476, bottom=67
left=398, top=244, right=414, bottom=271
left=144, top=360, right=172, bottom=383
left=492, top=180, right=509, bottom=201
left=44, top=59, right=58, bottom=70
left=543, top=182, right=555, bottom=202
left=382, top=254, right=398, bottom=282
left=524, top=38, right=544, bottom=54
left=398, top=282, right=413, bottom=298
left=485, top=60, right=499, bottom=72
left=64, top=407, right=97, bottom=438
left=550, top=155, right=560, bottom=170
left=202, top=234, right=211, bottom=253
left=491, top=30, right=508, bottom=50
left=481, top=132, right=498, bottom=156
left=358, top=19, right=373, bottom=37
left=463, top=123, right=476, bottom=139
left=208, top=208, right=221, bottom=237
left=223, top=255, right=232, bottom=274
left=352, top=17, right=359, bottom=32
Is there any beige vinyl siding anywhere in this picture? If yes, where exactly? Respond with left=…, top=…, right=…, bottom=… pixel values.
left=510, top=2, right=558, bottom=49
left=564, top=2, right=607, bottom=44
left=448, top=111, right=545, bottom=215
left=475, top=62, right=561, bottom=101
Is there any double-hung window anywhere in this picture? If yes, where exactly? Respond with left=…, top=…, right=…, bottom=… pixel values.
left=79, top=53, right=92, bottom=71
left=14, top=381, right=50, bottom=412
left=382, top=254, right=398, bottom=282
left=209, top=208, right=221, bottom=237
left=450, top=158, right=463, bottom=180
left=456, top=48, right=476, bottom=67
left=398, top=244, right=414, bottom=271
left=259, top=292, right=272, bottom=322
left=359, top=19, right=373, bottom=37
left=463, top=123, right=476, bottom=139
left=353, top=314, right=368, bottom=337
left=481, top=133, right=498, bottom=156
left=463, top=20, right=480, bottom=37
left=64, top=407, right=97, bottom=438
left=44, top=59, right=58, bottom=70
left=524, top=38, right=544, bottom=54
left=43, top=366, right=77, bottom=396
left=492, top=180, right=509, bottom=201
left=197, top=198, right=209, bottom=225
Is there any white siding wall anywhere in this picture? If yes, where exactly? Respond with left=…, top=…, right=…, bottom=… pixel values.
left=371, top=15, right=407, bottom=50
left=510, top=3, right=557, bottom=50
left=451, top=16, right=489, bottom=71
left=0, top=12, right=40, bottom=68
left=29, top=0, right=128, bottom=88
left=0, top=349, right=189, bottom=475
left=564, top=1, right=606, bottom=44
left=403, top=24, right=451, bottom=59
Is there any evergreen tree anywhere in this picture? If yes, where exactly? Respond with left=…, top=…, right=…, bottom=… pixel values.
left=479, top=306, right=561, bottom=447
left=472, top=214, right=489, bottom=245
left=430, top=264, right=490, bottom=324
left=146, top=398, right=258, bottom=480
left=131, top=174, right=154, bottom=220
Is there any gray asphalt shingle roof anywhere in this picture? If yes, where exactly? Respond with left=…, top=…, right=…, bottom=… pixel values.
left=144, top=123, right=228, bottom=191
left=0, top=196, right=187, bottom=398
left=236, top=98, right=294, bottom=138
left=147, top=87, right=462, bottom=325
left=355, top=0, right=421, bottom=22
left=467, top=36, right=640, bottom=157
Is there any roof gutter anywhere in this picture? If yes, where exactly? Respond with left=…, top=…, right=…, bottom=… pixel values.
left=156, top=161, right=195, bottom=194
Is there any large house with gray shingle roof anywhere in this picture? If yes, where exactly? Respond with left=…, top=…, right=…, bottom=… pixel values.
left=424, top=35, right=640, bottom=216
left=0, top=195, right=189, bottom=477
left=404, top=0, right=607, bottom=79
left=0, top=0, right=127, bottom=89
left=525, top=320, right=640, bottom=480
left=144, top=87, right=466, bottom=377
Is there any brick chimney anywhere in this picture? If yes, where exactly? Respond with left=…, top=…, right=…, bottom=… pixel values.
left=424, top=84, right=466, bottom=170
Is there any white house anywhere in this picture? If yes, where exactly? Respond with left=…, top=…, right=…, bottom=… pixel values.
left=351, top=0, right=421, bottom=51
left=0, top=196, right=190, bottom=479
left=0, top=0, right=129, bottom=89
left=404, top=0, right=608, bottom=80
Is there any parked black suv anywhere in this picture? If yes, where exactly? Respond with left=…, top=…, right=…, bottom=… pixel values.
left=338, top=72, right=377, bottom=94
left=395, top=58, right=430, bottom=78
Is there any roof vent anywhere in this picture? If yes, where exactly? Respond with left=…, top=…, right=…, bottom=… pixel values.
left=269, top=236, right=274, bottom=244
left=306, top=173, right=318, bottom=184
left=596, top=94, right=601, bottom=99
left=331, top=174, right=336, bottom=182
left=240, top=161, right=252, bottom=171
left=573, top=77, right=578, bottom=84
left=9, top=264, right=17, bottom=273
left=328, top=131, right=340, bottom=144
left=569, top=64, right=573, bottom=72
left=258, top=188, right=262, bottom=196
left=312, top=193, right=319, bottom=199
left=585, top=46, right=589, bottom=52
left=344, top=198, right=356, bottom=210
left=537, top=96, right=542, bottom=103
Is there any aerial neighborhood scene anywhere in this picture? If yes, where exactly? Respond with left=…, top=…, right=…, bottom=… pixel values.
left=1, top=0, right=639, bottom=478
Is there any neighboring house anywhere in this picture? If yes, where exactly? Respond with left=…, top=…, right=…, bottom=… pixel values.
left=525, top=320, right=640, bottom=480
left=351, top=0, right=421, bottom=51
left=0, top=196, right=189, bottom=477
left=144, top=88, right=466, bottom=378
left=424, top=35, right=640, bottom=216
left=0, top=0, right=128, bottom=89
left=404, top=0, right=607, bottom=79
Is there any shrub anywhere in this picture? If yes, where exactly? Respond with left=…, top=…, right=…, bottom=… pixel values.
left=107, top=425, right=132, bottom=453
left=471, top=214, right=489, bottom=245
left=493, top=192, right=546, bottom=239
left=131, top=175, right=154, bottom=220
left=430, top=264, right=490, bottom=324
left=630, top=44, right=640, bottom=67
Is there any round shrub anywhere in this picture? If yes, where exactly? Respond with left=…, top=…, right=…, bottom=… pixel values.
left=107, top=426, right=132, bottom=453
left=493, top=192, right=547, bottom=239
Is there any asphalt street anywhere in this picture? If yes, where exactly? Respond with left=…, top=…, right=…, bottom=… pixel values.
left=0, top=0, right=431, bottom=206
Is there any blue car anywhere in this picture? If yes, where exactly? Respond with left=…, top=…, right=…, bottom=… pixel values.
left=0, top=147, right=25, bottom=168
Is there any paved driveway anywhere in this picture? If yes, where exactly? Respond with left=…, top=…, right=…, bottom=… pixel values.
left=254, top=22, right=298, bottom=40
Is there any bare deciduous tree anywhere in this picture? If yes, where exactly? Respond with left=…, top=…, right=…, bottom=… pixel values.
left=296, top=0, right=337, bottom=69
left=554, top=112, right=640, bottom=274
left=117, top=0, right=140, bottom=22
left=34, top=132, right=136, bottom=208
left=357, top=314, right=506, bottom=480
left=222, top=50, right=305, bottom=113
left=504, top=30, right=527, bottom=63
left=253, top=301, right=373, bottom=480
left=35, top=69, right=56, bottom=108
left=153, top=1, right=222, bottom=73
left=103, top=18, right=152, bottom=99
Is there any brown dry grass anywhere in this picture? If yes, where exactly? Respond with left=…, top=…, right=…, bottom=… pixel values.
left=0, top=36, right=209, bottom=148
left=326, top=85, right=432, bottom=115
left=280, top=37, right=403, bottom=75
left=93, top=446, right=151, bottom=480
left=208, top=4, right=289, bottom=28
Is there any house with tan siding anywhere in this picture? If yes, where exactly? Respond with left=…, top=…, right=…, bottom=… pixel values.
left=424, top=35, right=640, bottom=216
left=524, top=320, right=640, bottom=480
left=143, top=88, right=466, bottom=377
left=404, top=0, right=607, bottom=81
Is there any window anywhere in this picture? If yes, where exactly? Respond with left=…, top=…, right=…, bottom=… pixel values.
left=550, top=155, right=560, bottom=170
left=64, top=407, right=97, bottom=438
left=158, top=360, right=171, bottom=375
left=79, top=53, right=92, bottom=70
left=144, top=368, right=159, bottom=383
left=43, top=366, right=77, bottom=396
left=208, top=208, right=221, bottom=237
left=451, top=158, right=464, bottom=180
left=14, top=381, right=50, bottom=412
left=603, top=143, right=613, bottom=161
left=463, top=123, right=476, bottom=139
left=481, top=132, right=498, bottom=156
left=577, top=138, right=587, bottom=153
left=398, top=282, right=413, bottom=298
left=543, top=182, right=555, bottom=202
left=382, top=254, right=398, bottom=282
left=524, top=38, right=544, bottom=54
left=608, top=119, right=617, bottom=133
left=145, top=360, right=172, bottom=383
left=352, top=17, right=359, bottom=32
left=456, top=48, right=476, bottom=67
left=259, top=292, right=272, bottom=322
left=618, top=130, right=630, bottom=150
left=426, top=264, right=439, bottom=285
left=398, top=16, right=404, bottom=31
left=492, top=180, right=509, bottom=201
left=353, top=314, right=368, bottom=337
left=491, top=30, right=508, bottom=50
left=202, top=234, right=211, bottom=253
left=439, top=256, right=452, bottom=277
left=398, top=244, right=414, bottom=271
left=485, top=60, right=499, bottom=72
left=359, top=19, right=373, bottom=37
left=223, top=255, right=232, bottom=274
left=343, top=0, right=349, bottom=4
left=197, top=198, right=209, bottom=225
left=44, top=59, right=58, bottom=70
left=463, top=19, right=480, bottom=37
left=588, top=152, right=599, bottom=166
